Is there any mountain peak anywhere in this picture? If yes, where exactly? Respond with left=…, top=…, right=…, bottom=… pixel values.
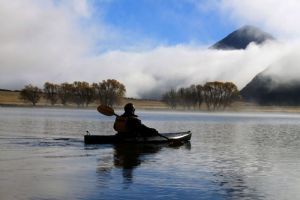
left=211, top=25, right=275, bottom=50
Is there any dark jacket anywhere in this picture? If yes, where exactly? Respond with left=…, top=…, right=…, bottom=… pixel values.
left=114, top=113, right=157, bottom=137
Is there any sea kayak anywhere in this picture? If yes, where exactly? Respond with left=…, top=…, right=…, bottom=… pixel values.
left=84, top=131, right=192, bottom=144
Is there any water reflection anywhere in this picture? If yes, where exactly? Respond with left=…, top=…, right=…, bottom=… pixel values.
left=2, top=108, right=300, bottom=200
left=213, top=163, right=264, bottom=200
left=97, top=142, right=191, bottom=186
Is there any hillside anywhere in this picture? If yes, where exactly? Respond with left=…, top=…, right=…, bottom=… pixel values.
left=241, top=71, right=300, bottom=105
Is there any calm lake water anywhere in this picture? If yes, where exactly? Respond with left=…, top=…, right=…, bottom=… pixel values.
left=1, top=107, right=300, bottom=200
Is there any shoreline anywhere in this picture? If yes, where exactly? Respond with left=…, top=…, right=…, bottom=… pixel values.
left=2, top=102, right=300, bottom=114
left=2, top=90, right=300, bottom=114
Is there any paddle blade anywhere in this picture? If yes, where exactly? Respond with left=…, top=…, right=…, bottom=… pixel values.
left=97, top=105, right=115, bottom=116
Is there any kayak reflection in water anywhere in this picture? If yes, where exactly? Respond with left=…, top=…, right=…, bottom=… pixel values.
left=96, top=143, right=191, bottom=187
left=114, top=103, right=158, bottom=138
left=113, top=143, right=162, bottom=184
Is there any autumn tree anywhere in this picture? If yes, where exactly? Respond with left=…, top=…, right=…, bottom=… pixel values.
left=83, top=83, right=95, bottom=106
left=162, top=82, right=238, bottom=110
left=195, top=84, right=204, bottom=109
left=186, top=85, right=199, bottom=109
left=222, top=82, right=239, bottom=108
left=19, top=84, right=42, bottom=106
left=162, top=84, right=204, bottom=109
left=162, top=89, right=177, bottom=109
left=177, top=88, right=186, bottom=108
left=72, top=81, right=95, bottom=107
left=203, top=81, right=239, bottom=110
left=93, top=79, right=126, bottom=106
left=203, top=82, right=222, bottom=110
left=57, top=82, right=73, bottom=106
left=43, top=82, right=59, bottom=105
left=176, top=87, right=194, bottom=109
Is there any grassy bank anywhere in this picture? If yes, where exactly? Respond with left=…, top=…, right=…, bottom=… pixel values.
left=0, top=90, right=168, bottom=109
left=0, top=90, right=25, bottom=105
left=2, top=90, right=300, bottom=113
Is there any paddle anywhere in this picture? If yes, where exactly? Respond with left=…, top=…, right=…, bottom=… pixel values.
left=96, top=105, right=178, bottom=143
left=97, top=104, right=119, bottom=117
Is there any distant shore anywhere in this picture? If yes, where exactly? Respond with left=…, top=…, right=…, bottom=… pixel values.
left=0, top=90, right=168, bottom=110
left=2, top=90, right=300, bottom=113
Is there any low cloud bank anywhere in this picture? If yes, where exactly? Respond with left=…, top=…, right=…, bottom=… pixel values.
left=83, top=41, right=294, bottom=98
left=1, top=1, right=300, bottom=99
left=1, top=31, right=298, bottom=98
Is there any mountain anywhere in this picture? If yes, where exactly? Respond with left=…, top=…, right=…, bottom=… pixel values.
left=211, top=25, right=275, bottom=50
left=240, top=70, right=300, bottom=105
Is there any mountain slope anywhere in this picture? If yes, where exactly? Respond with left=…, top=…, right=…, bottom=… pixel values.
left=211, top=25, right=275, bottom=50
left=241, top=71, right=300, bottom=105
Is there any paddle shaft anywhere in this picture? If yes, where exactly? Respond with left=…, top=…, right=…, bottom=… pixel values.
left=156, top=132, right=171, bottom=141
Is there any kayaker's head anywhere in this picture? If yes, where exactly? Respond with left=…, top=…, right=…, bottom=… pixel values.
left=124, top=103, right=135, bottom=115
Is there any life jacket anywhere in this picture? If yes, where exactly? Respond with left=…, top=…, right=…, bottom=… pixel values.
left=114, top=116, right=129, bottom=133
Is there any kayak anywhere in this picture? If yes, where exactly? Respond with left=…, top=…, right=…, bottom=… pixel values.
left=84, top=131, right=192, bottom=144
left=84, top=131, right=191, bottom=144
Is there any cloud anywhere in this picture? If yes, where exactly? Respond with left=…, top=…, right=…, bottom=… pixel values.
left=0, top=0, right=92, bottom=86
left=80, top=41, right=290, bottom=98
left=1, top=0, right=300, bottom=99
left=220, top=0, right=300, bottom=40
left=0, top=0, right=117, bottom=87
left=262, top=42, right=300, bottom=82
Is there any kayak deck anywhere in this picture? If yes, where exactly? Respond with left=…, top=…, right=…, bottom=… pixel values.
left=84, top=131, right=191, bottom=144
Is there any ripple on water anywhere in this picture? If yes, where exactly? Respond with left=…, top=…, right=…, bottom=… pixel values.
left=1, top=108, right=300, bottom=200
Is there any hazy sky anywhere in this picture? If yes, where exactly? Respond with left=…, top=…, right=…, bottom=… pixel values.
left=1, top=0, right=300, bottom=97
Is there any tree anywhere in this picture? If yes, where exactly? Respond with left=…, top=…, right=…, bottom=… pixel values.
left=203, top=81, right=239, bottom=110
left=19, top=84, right=42, bottom=106
left=162, top=88, right=177, bottom=109
left=187, top=85, right=199, bottom=109
left=195, top=84, right=204, bottom=109
left=57, top=82, right=73, bottom=106
left=82, top=83, right=95, bottom=107
left=203, top=82, right=222, bottom=110
left=176, top=87, right=186, bottom=108
left=43, top=82, right=59, bottom=105
left=162, top=85, right=204, bottom=110
left=93, top=79, right=126, bottom=106
left=222, top=82, right=239, bottom=108
left=72, top=81, right=94, bottom=107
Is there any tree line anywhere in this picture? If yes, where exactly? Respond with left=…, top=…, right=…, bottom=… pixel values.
left=162, top=81, right=239, bottom=110
left=19, top=79, right=126, bottom=107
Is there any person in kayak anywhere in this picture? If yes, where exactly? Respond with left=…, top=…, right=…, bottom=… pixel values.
left=114, top=103, right=158, bottom=138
